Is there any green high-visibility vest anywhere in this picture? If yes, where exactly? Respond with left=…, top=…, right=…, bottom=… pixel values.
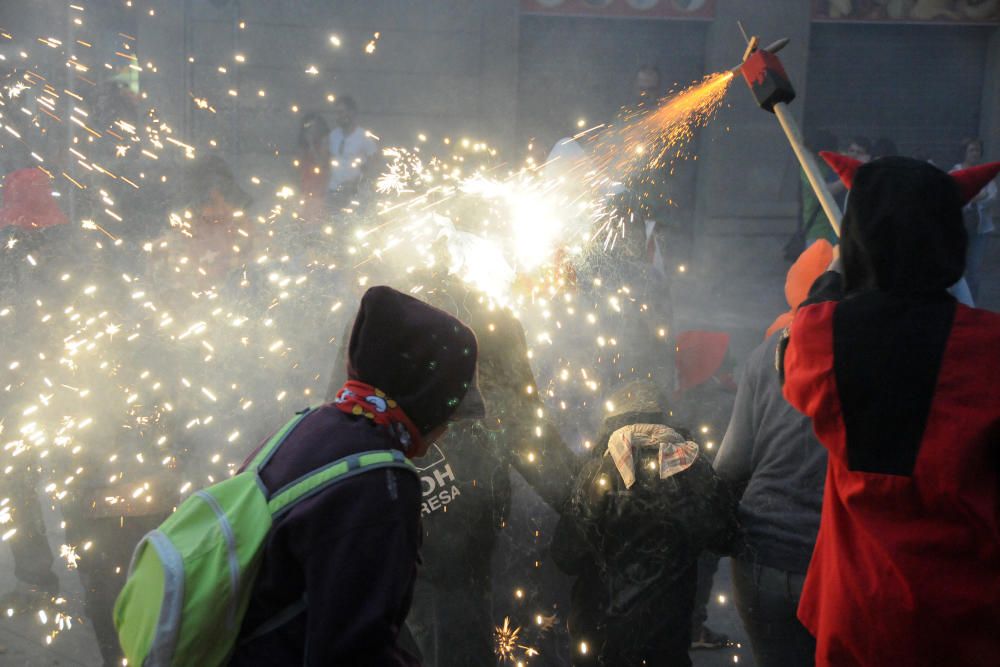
left=113, top=407, right=416, bottom=666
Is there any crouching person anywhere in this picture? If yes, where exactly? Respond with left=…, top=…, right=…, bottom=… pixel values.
left=552, top=381, right=739, bottom=667
left=226, top=285, right=485, bottom=663
left=227, top=286, right=482, bottom=665
left=116, top=286, right=481, bottom=666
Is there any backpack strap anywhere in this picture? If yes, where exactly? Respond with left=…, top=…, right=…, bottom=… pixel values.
left=250, top=407, right=318, bottom=473
left=238, top=595, right=307, bottom=647
left=267, top=449, right=416, bottom=518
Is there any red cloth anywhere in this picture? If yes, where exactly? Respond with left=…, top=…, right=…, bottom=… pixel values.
left=331, top=380, right=426, bottom=458
left=674, top=331, right=730, bottom=393
left=783, top=301, right=1000, bottom=667
left=0, top=168, right=68, bottom=229
left=821, top=151, right=1000, bottom=207
left=765, top=239, right=834, bottom=339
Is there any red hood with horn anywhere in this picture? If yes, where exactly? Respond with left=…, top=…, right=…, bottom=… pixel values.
left=820, top=151, right=1000, bottom=206
left=820, top=154, right=983, bottom=295
left=674, top=331, right=732, bottom=393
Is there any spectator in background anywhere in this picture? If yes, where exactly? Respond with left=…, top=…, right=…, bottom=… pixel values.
left=953, top=138, right=996, bottom=300
left=714, top=239, right=834, bottom=667
left=0, top=167, right=69, bottom=617
left=0, top=167, right=163, bottom=667
left=327, top=95, right=378, bottom=210
left=162, top=155, right=256, bottom=332
left=178, top=154, right=253, bottom=266
left=611, top=64, right=679, bottom=362
left=796, top=129, right=840, bottom=254
left=296, top=112, right=331, bottom=222
left=844, top=136, right=873, bottom=164
left=627, top=64, right=678, bottom=274
left=633, top=64, right=662, bottom=107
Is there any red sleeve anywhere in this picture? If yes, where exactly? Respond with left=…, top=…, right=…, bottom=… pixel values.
left=782, top=302, right=840, bottom=455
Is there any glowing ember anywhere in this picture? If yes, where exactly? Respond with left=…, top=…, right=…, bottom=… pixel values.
left=495, top=616, right=540, bottom=662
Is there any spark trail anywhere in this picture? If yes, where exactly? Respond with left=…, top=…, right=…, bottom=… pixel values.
left=0, top=4, right=739, bottom=661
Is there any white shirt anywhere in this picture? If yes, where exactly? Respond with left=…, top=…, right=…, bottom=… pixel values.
left=328, top=126, right=377, bottom=193
left=952, top=162, right=997, bottom=234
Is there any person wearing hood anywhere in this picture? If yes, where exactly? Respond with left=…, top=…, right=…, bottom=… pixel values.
left=713, top=239, right=834, bottom=667
left=153, top=154, right=254, bottom=288
left=229, top=285, right=482, bottom=666
left=551, top=381, right=739, bottom=666
left=672, top=330, right=738, bottom=443
left=952, top=138, right=996, bottom=301
left=326, top=270, right=579, bottom=666
left=782, top=153, right=1000, bottom=667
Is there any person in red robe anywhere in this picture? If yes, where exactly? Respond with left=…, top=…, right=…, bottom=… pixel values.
left=781, top=153, right=1000, bottom=667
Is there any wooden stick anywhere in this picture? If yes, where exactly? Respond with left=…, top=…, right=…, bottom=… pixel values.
left=773, top=102, right=842, bottom=237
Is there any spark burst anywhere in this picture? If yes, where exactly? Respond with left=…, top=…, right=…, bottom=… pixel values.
left=495, top=616, right=540, bottom=662
left=0, top=2, right=735, bottom=659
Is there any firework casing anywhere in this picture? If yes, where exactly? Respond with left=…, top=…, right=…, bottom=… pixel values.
left=740, top=49, right=795, bottom=113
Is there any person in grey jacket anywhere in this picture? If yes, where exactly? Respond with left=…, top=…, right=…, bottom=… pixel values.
left=713, top=329, right=826, bottom=667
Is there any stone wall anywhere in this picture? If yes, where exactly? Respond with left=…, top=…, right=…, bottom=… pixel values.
left=129, top=1, right=1000, bottom=309
left=137, top=0, right=518, bottom=182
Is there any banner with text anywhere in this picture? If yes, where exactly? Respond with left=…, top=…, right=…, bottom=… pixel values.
left=520, top=0, right=715, bottom=20
left=813, top=1, right=1000, bottom=24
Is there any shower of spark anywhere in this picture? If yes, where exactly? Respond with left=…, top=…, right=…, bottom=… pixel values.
left=0, top=2, right=738, bottom=662
left=495, top=616, right=540, bottom=663
left=583, top=70, right=735, bottom=248
left=367, top=69, right=734, bottom=306
left=590, top=70, right=734, bottom=177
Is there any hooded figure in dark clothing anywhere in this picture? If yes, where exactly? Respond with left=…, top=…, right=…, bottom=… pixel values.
left=782, top=155, right=1000, bottom=667
left=551, top=381, right=739, bottom=667
left=0, top=168, right=70, bottom=614
left=230, top=285, right=482, bottom=666
left=326, top=270, right=580, bottom=666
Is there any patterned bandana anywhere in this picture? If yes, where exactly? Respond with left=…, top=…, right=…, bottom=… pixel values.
left=332, top=380, right=427, bottom=458
left=607, top=423, right=700, bottom=489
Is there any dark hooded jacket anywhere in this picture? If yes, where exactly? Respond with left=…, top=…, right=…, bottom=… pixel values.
left=551, top=381, right=739, bottom=666
left=230, top=286, right=478, bottom=667
left=327, top=273, right=578, bottom=581
left=326, top=272, right=580, bottom=665
left=783, top=158, right=1000, bottom=667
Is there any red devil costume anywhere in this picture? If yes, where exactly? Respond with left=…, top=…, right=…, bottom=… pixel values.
left=782, top=154, right=1000, bottom=667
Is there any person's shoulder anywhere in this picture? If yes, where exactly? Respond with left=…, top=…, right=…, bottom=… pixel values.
left=265, top=406, right=402, bottom=478
left=954, top=303, right=1000, bottom=339
left=787, top=300, right=836, bottom=351
left=737, top=330, right=784, bottom=388
left=750, top=331, right=783, bottom=367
